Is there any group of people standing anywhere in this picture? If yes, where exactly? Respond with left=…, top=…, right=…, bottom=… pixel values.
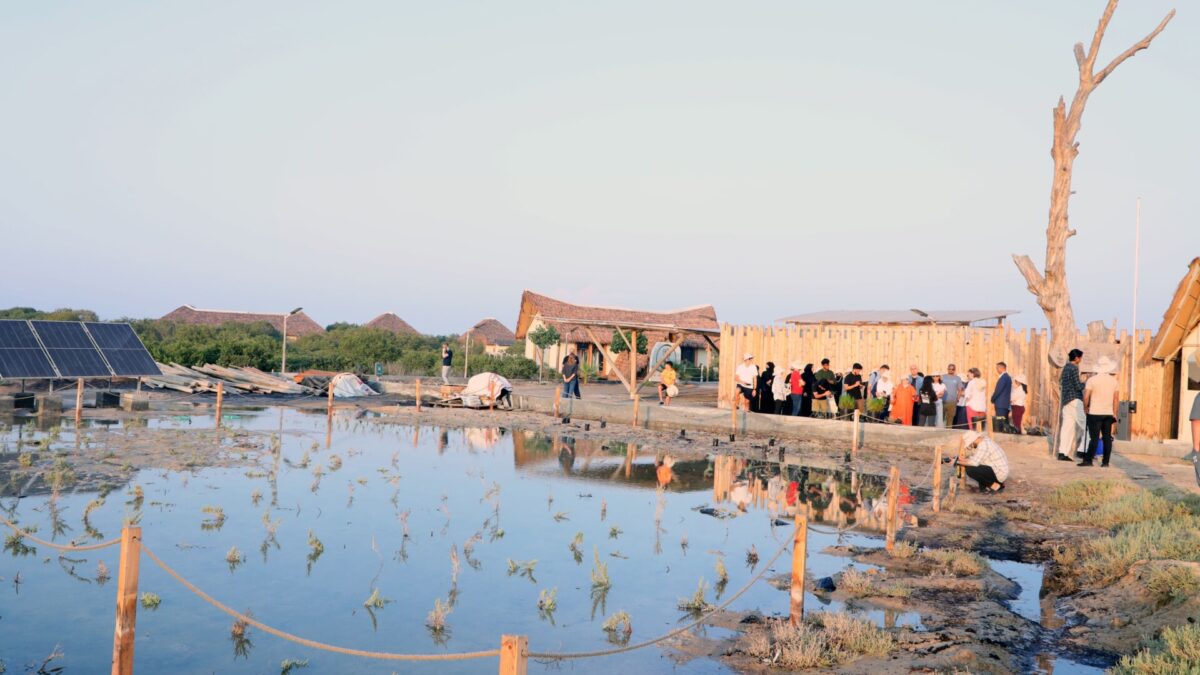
left=732, top=353, right=1029, bottom=432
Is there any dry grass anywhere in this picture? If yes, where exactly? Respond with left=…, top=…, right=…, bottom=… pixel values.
left=1046, top=480, right=1183, bottom=529
left=888, top=541, right=918, bottom=559
left=1112, top=623, right=1200, bottom=674
left=923, top=549, right=987, bottom=577
left=741, top=613, right=893, bottom=669
left=602, top=610, right=633, bottom=643
left=839, top=568, right=911, bottom=599
left=678, top=578, right=712, bottom=612
left=426, top=597, right=451, bottom=632
left=590, top=548, right=610, bottom=590
left=1144, top=565, right=1200, bottom=606
left=947, top=499, right=990, bottom=518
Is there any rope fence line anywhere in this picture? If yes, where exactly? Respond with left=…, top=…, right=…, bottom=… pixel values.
left=139, top=542, right=502, bottom=662
left=528, top=533, right=791, bottom=660
left=0, top=514, right=121, bottom=552
left=128, top=529, right=791, bottom=664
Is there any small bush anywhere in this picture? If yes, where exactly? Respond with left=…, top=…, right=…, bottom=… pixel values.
left=948, top=500, right=990, bottom=518
left=678, top=578, right=712, bottom=612
left=140, top=592, right=162, bottom=609
left=1047, top=479, right=1138, bottom=512
left=1144, top=565, right=1200, bottom=606
left=1078, top=516, right=1200, bottom=587
left=888, top=541, right=918, bottom=559
left=741, top=613, right=893, bottom=669
left=1112, top=623, right=1200, bottom=674
left=923, top=549, right=987, bottom=577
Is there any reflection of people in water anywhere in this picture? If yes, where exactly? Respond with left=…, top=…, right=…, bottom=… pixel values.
left=557, top=437, right=576, bottom=473
left=729, top=480, right=752, bottom=511
left=656, top=454, right=675, bottom=487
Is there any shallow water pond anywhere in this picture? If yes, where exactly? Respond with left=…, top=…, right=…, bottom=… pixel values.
left=0, top=408, right=914, bottom=673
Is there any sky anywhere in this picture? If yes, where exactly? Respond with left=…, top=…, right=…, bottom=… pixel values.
left=1, top=1, right=1196, bottom=335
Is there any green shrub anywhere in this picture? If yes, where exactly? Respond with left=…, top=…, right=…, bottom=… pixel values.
left=1112, top=623, right=1200, bottom=674
left=838, top=394, right=856, bottom=411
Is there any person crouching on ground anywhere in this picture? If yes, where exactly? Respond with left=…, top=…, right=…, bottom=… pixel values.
left=658, top=361, right=678, bottom=406
left=956, top=430, right=1009, bottom=493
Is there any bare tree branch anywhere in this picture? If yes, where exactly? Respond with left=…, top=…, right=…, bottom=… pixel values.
left=1095, top=9, right=1175, bottom=85
left=1074, top=43, right=1087, bottom=69
left=1012, top=254, right=1046, bottom=297
left=1085, top=0, right=1120, bottom=73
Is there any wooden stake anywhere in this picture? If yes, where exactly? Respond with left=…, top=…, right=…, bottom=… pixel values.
left=111, top=525, right=141, bottom=675
left=851, top=409, right=860, bottom=459
left=499, top=634, right=528, bottom=675
left=75, top=378, right=84, bottom=426
left=731, top=395, right=738, bottom=435
left=957, top=436, right=966, bottom=489
left=414, top=378, right=421, bottom=412
left=553, top=385, right=562, bottom=418
left=631, top=395, right=640, bottom=428
left=932, top=446, right=943, bottom=513
left=789, top=505, right=808, bottom=625
left=885, top=466, right=900, bottom=552
left=625, top=443, right=636, bottom=478
left=987, top=408, right=994, bottom=438
left=629, top=330, right=638, bottom=397
left=489, top=382, right=496, bottom=412
left=215, top=381, right=224, bottom=429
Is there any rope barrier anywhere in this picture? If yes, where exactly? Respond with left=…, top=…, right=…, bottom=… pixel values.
left=139, top=542, right=501, bottom=662
left=0, top=514, right=121, bottom=552
left=527, top=533, right=791, bottom=660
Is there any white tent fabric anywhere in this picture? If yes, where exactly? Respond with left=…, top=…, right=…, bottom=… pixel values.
left=330, top=373, right=378, bottom=398
left=462, top=372, right=512, bottom=398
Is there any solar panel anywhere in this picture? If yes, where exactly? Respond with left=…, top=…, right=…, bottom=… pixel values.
left=0, top=321, right=58, bottom=378
left=30, top=320, right=112, bottom=377
left=84, top=323, right=161, bottom=376
left=0, top=320, right=159, bottom=379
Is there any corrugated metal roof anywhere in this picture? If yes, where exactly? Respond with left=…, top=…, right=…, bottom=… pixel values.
left=777, top=309, right=1017, bottom=326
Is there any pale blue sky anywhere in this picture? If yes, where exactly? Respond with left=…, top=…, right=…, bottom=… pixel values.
left=2, top=1, right=1195, bottom=335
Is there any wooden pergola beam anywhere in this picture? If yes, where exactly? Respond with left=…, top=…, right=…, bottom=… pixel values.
left=584, top=326, right=631, bottom=392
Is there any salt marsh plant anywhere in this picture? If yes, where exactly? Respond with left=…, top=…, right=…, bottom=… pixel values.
left=450, top=544, right=460, bottom=585
left=600, top=499, right=607, bottom=521
left=553, top=511, right=569, bottom=522
left=569, top=532, right=584, bottom=564
left=715, top=557, right=729, bottom=583
left=1112, top=623, right=1200, bottom=674
left=609, top=525, right=623, bottom=539
left=4, top=528, right=36, bottom=557
left=463, top=532, right=482, bottom=570
left=740, top=613, right=893, bottom=669
left=602, top=611, right=632, bottom=644
left=923, top=548, right=987, bottom=577
left=746, top=544, right=759, bottom=568
left=590, top=548, right=611, bottom=592
left=327, top=455, right=342, bottom=471
left=363, top=587, right=391, bottom=609
left=230, top=617, right=252, bottom=660
left=96, top=560, right=110, bottom=583
left=226, top=546, right=245, bottom=570
left=888, top=540, right=918, bottom=559
left=426, top=597, right=452, bottom=633
left=280, top=658, right=309, bottom=674
left=250, top=489, right=262, bottom=506
left=1144, top=564, right=1200, bottom=605
left=678, top=578, right=712, bottom=613
left=201, top=506, right=226, bottom=531
left=139, top=592, right=162, bottom=610
left=507, top=559, right=538, bottom=582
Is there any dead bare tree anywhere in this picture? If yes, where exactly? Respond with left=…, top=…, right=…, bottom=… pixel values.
left=1013, top=0, right=1174, bottom=366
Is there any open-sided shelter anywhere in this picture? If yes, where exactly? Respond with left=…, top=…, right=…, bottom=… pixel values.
left=1148, top=257, right=1200, bottom=445
left=514, top=290, right=719, bottom=396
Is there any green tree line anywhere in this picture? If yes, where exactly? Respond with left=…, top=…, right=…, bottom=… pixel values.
left=0, top=307, right=543, bottom=380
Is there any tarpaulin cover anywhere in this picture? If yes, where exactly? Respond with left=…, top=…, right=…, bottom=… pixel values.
left=330, top=372, right=378, bottom=398
left=460, top=373, right=512, bottom=406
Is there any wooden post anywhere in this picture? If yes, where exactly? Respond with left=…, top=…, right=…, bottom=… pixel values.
left=629, top=330, right=638, bottom=398
left=789, top=505, right=808, bottom=625
left=111, top=525, right=141, bottom=675
left=731, top=396, right=738, bottom=435
left=631, top=395, right=640, bottom=428
left=885, top=466, right=900, bottom=552
left=957, top=436, right=966, bottom=489
left=987, top=407, right=994, bottom=438
left=851, top=409, right=860, bottom=459
left=75, top=378, right=84, bottom=426
left=499, top=634, right=528, bottom=675
left=553, top=385, right=562, bottom=418
left=489, top=382, right=496, bottom=412
left=625, top=443, right=636, bottom=478
left=932, top=446, right=943, bottom=513
left=414, top=379, right=421, bottom=412
left=215, top=381, right=224, bottom=429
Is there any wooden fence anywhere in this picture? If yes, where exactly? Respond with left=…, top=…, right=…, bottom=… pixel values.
left=717, top=324, right=1176, bottom=440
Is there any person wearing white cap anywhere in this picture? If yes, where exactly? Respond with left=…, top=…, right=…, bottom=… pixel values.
left=734, top=353, right=758, bottom=412
left=1079, top=355, right=1120, bottom=467
left=956, top=430, right=1009, bottom=493
left=1010, top=374, right=1028, bottom=433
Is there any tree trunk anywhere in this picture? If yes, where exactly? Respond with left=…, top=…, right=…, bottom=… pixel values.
left=1013, top=0, right=1173, bottom=386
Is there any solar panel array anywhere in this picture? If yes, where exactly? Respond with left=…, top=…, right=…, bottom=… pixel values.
left=0, top=320, right=161, bottom=379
